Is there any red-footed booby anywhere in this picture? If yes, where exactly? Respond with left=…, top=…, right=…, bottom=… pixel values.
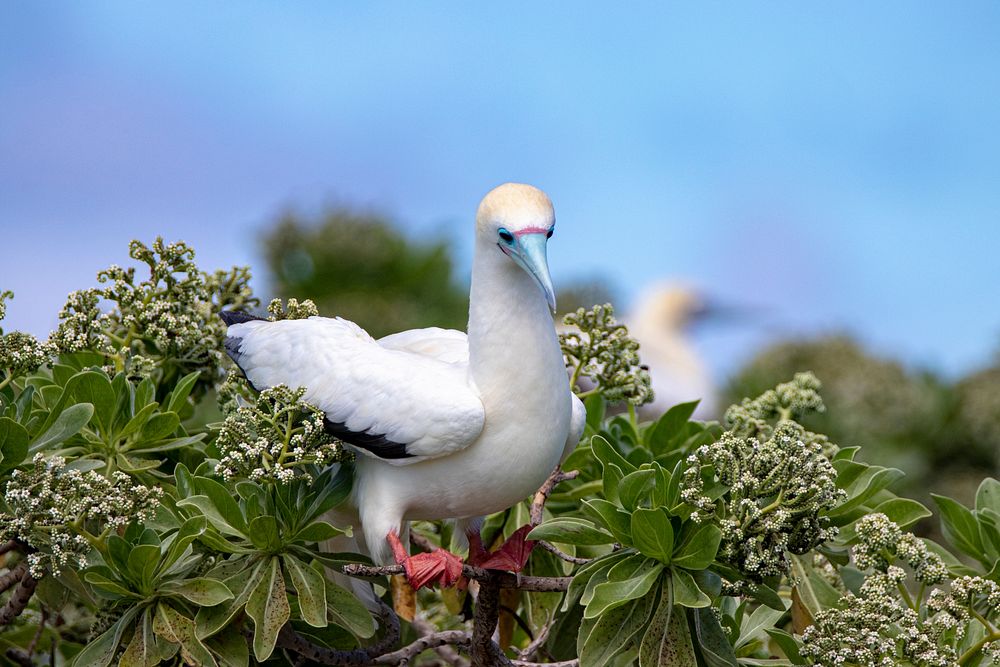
left=222, top=183, right=586, bottom=588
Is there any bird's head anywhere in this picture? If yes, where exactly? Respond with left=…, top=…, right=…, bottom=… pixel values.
left=476, top=183, right=557, bottom=312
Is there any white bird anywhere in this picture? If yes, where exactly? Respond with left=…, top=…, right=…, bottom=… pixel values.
left=627, top=283, right=718, bottom=420
left=221, top=183, right=585, bottom=589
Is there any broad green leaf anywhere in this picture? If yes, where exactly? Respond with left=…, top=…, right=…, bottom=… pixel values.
left=603, top=462, right=625, bottom=504
left=248, top=515, right=282, bottom=551
left=584, top=394, right=606, bottom=430
left=0, top=417, right=29, bottom=472
left=631, top=508, right=674, bottom=563
left=194, top=477, right=251, bottom=535
left=28, top=402, right=93, bottom=454
left=205, top=629, right=250, bottom=667
left=591, top=435, right=637, bottom=475
left=160, top=516, right=208, bottom=575
left=117, top=403, right=159, bottom=441
left=119, top=608, right=161, bottom=667
left=671, top=567, right=711, bottom=608
left=692, top=606, right=738, bottom=666
left=126, top=544, right=161, bottom=591
left=765, top=629, right=805, bottom=663
left=71, top=605, right=140, bottom=667
left=153, top=602, right=217, bottom=667
left=585, top=561, right=663, bottom=618
left=167, top=371, right=201, bottom=413
left=582, top=499, right=633, bottom=543
left=324, top=576, right=376, bottom=638
left=134, top=377, right=155, bottom=410
left=563, top=551, right=631, bottom=612
left=643, top=579, right=697, bottom=666
left=618, top=469, right=656, bottom=511
left=71, top=371, right=116, bottom=433
left=196, top=560, right=266, bottom=639
left=646, top=401, right=700, bottom=454
left=735, top=601, right=788, bottom=651
left=871, top=497, right=931, bottom=529
left=245, top=557, right=290, bottom=661
left=582, top=553, right=644, bottom=608
left=293, top=520, right=346, bottom=544
left=977, top=478, right=1000, bottom=515
left=527, top=517, right=615, bottom=546
left=788, top=553, right=842, bottom=620
left=139, top=412, right=180, bottom=442
left=578, top=591, right=656, bottom=667
left=163, top=578, right=234, bottom=607
left=672, top=523, right=722, bottom=571
left=84, top=572, right=136, bottom=599
left=932, top=493, right=986, bottom=562
left=177, top=496, right=247, bottom=539
left=284, top=556, right=327, bottom=628
left=830, top=460, right=905, bottom=518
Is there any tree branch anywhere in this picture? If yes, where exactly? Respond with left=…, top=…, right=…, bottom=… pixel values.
left=410, top=616, right=469, bottom=667
left=277, top=600, right=400, bottom=666
left=471, top=574, right=505, bottom=667
left=536, top=540, right=591, bottom=565
left=0, top=568, right=37, bottom=626
left=0, top=562, right=28, bottom=595
left=530, top=467, right=579, bottom=527
left=341, top=563, right=571, bottom=592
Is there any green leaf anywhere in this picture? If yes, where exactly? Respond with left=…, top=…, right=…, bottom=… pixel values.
left=671, top=523, right=722, bottom=571
left=528, top=517, right=615, bottom=546
left=692, top=606, right=738, bottom=666
left=163, top=578, right=234, bottom=607
left=83, top=571, right=136, bottom=599
left=788, top=553, right=842, bottom=620
left=324, top=576, right=377, bottom=638
left=293, top=520, right=346, bottom=544
left=167, top=371, right=201, bottom=413
left=564, top=551, right=631, bottom=612
left=872, top=497, right=931, bottom=529
left=932, top=493, right=986, bottom=562
left=671, top=567, right=711, bottom=608
left=139, top=412, right=180, bottom=442
left=177, top=496, right=248, bottom=539
left=640, top=580, right=697, bottom=667
left=153, top=602, right=217, bottom=667
left=618, top=469, right=656, bottom=511
left=119, top=608, right=164, bottom=667
left=0, top=417, right=29, bottom=472
left=592, top=435, right=637, bottom=475
left=585, top=561, right=663, bottom=618
left=830, top=460, right=905, bottom=518
left=245, top=557, right=290, bottom=661
left=765, top=628, right=805, bottom=663
left=582, top=553, right=644, bottom=607
left=126, top=544, right=161, bottom=591
left=582, top=499, right=633, bottom=543
left=70, top=605, right=140, bottom=667
left=205, top=629, right=250, bottom=667
left=29, top=402, right=94, bottom=454
left=631, top=508, right=674, bottom=563
left=196, top=560, right=266, bottom=639
left=284, top=556, right=328, bottom=628
left=160, top=516, right=208, bottom=575
left=585, top=394, right=606, bottom=430
left=976, top=479, right=1000, bottom=515
left=578, top=592, right=657, bottom=667
left=248, top=515, right=282, bottom=551
left=71, top=370, right=116, bottom=433
left=646, top=401, right=700, bottom=454
left=117, top=403, right=159, bottom=441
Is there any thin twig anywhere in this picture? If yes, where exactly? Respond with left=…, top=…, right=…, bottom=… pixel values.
left=536, top=540, right=591, bottom=565
left=374, top=629, right=471, bottom=665
left=529, top=467, right=579, bottom=527
left=341, top=563, right=571, bottom=592
left=471, top=574, right=505, bottom=667
left=517, top=616, right=556, bottom=662
left=276, top=600, right=400, bottom=665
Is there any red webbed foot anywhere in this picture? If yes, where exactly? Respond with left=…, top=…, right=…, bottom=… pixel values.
left=387, top=531, right=465, bottom=590
left=468, top=525, right=537, bottom=573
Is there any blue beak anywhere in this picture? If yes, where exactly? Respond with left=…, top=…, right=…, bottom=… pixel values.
left=510, top=233, right=556, bottom=313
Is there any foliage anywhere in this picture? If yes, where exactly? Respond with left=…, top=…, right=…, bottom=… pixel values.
left=2, top=238, right=1000, bottom=667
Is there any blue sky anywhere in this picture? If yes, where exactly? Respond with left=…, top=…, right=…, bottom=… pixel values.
left=2, top=3, right=999, bottom=379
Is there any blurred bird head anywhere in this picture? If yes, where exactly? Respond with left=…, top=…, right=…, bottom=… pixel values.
left=632, top=282, right=757, bottom=333
left=476, top=183, right=557, bottom=312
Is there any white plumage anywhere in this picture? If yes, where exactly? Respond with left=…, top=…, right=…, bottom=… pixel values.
left=225, top=183, right=586, bottom=570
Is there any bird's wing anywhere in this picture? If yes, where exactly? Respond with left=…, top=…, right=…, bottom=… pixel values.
left=377, top=327, right=469, bottom=365
left=224, top=316, right=484, bottom=465
left=563, top=393, right=587, bottom=461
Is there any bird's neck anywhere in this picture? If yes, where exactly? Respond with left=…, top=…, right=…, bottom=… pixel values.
left=467, top=241, right=564, bottom=403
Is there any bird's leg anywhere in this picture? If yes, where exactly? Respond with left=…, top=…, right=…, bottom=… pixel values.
left=386, top=531, right=464, bottom=590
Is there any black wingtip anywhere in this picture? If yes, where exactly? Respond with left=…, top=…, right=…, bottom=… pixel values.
left=220, top=310, right=267, bottom=327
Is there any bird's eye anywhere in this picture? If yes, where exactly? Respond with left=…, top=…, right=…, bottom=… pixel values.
left=498, top=228, right=514, bottom=244
left=546, top=228, right=554, bottom=239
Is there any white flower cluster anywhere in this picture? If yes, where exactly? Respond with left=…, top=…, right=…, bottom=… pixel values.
left=681, top=421, right=844, bottom=578
left=1, top=455, right=162, bottom=577
left=215, top=385, right=347, bottom=484
left=559, top=304, right=653, bottom=406
left=854, top=513, right=948, bottom=584
left=49, top=238, right=258, bottom=392
left=927, top=576, right=1000, bottom=626
left=266, top=297, right=319, bottom=321
left=0, top=291, right=56, bottom=381
left=802, top=568, right=959, bottom=667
